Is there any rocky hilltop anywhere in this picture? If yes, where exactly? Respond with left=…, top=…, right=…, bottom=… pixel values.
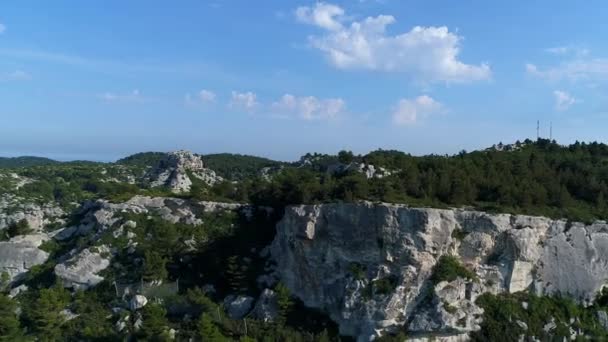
left=271, top=202, right=608, bottom=340
left=145, top=150, right=223, bottom=192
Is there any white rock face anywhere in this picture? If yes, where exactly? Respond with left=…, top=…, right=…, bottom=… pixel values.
left=0, top=194, right=65, bottom=231
left=145, top=150, right=223, bottom=193
left=54, top=245, right=111, bottom=290
left=271, top=202, right=608, bottom=341
left=52, top=196, right=250, bottom=244
left=0, top=240, right=49, bottom=282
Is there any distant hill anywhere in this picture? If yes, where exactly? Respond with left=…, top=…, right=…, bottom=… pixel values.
left=202, top=153, right=284, bottom=180
left=116, top=152, right=166, bottom=167
left=0, top=156, right=59, bottom=168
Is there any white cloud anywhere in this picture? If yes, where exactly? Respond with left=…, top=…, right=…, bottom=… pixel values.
left=553, top=90, right=576, bottom=111
left=393, top=95, right=442, bottom=125
left=545, top=46, right=589, bottom=57
left=229, top=91, right=258, bottom=112
left=295, top=2, right=490, bottom=83
left=272, top=94, right=346, bottom=120
left=185, top=89, right=216, bottom=106
left=527, top=59, right=608, bottom=83
left=295, top=2, right=345, bottom=31
left=98, top=89, right=143, bottom=103
left=1, top=70, right=31, bottom=81
left=0, top=23, right=5, bottom=34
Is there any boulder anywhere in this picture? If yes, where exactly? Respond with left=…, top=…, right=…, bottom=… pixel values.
left=130, top=295, right=148, bottom=311
left=223, top=295, right=255, bottom=319
left=54, top=245, right=111, bottom=290
left=8, top=284, right=28, bottom=298
left=0, top=240, right=49, bottom=282
left=251, top=289, right=279, bottom=322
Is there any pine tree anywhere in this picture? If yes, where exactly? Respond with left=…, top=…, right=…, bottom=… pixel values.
left=275, top=282, right=293, bottom=327
left=29, top=286, right=70, bottom=341
left=225, top=255, right=247, bottom=293
left=139, top=304, right=171, bottom=341
left=198, top=313, right=226, bottom=342
left=0, top=294, right=21, bottom=341
left=143, top=250, right=168, bottom=282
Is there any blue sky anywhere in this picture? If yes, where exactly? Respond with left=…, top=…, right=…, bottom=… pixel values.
left=2, top=1, right=608, bottom=161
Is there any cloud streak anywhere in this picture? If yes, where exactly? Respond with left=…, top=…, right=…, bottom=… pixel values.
left=393, top=95, right=443, bottom=125
left=185, top=89, right=217, bottom=106
left=553, top=90, right=576, bottom=111
left=271, top=94, right=346, bottom=120
left=98, top=89, right=145, bottom=103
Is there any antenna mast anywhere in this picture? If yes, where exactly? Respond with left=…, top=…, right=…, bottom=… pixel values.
left=537, top=120, right=540, bottom=140
left=550, top=122, right=553, bottom=141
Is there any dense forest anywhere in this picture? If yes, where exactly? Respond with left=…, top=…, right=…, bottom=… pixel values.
left=195, top=139, right=608, bottom=223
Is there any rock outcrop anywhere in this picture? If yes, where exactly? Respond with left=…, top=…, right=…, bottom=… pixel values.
left=145, top=150, right=222, bottom=192
left=0, top=238, right=49, bottom=282
left=224, top=295, right=255, bottom=319
left=270, top=202, right=608, bottom=341
left=130, top=295, right=148, bottom=311
left=53, top=195, right=249, bottom=242
left=55, top=245, right=111, bottom=290
left=0, top=194, right=65, bottom=231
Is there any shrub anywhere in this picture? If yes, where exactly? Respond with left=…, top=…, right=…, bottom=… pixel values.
left=430, top=255, right=477, bottom=284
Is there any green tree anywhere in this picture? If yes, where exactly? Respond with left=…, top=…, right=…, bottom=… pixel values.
left=142, top=250, right=168, bottom=282
left=275, top=283, right=293, bottom=327
left=7, top=219, right=31, bottom=238
left=338, top=150, right=354, bottom=164
left=139, top=303, right=172, bottom=341
left=28, top=285, right=70, bottom=341
left=0, top=294, right=21, bottom=341
left=225, top=255, right=247, bottom=293
left=198, top=313, right=226, bottom=342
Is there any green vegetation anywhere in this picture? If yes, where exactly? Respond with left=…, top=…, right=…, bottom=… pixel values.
left=348, top=262, right=366, bottom=280
left=430, top=255, right=477, bottom=284
left=7, top=139, right=608, bottom=340
left=472, top=292, right=608, bottom=341
left=203, top=153, right=285, bottom=180
left=10, top=139, right=608, bottom=223
left=6, top=219, right=32, bottom=238
left=0, top=294, right=22, bottom=340
left=116, top=151, right=166, bottom=166
left=372, top=275, right=399, bottom=295
left=217, top=139, right=608, bottom=223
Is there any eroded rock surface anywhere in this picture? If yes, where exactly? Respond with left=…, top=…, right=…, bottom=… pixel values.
left=271, top=202, right=608, bottom=341
left=145, top=150, right=222, bottom=192
left=0, top=239, right=49, bottom=282
left=0, top=194, right=65, bottom=231
left=55, top=245, right=111, bottom=290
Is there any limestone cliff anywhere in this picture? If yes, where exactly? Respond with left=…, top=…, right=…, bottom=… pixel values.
left=270, top=202, right=608, bottom=341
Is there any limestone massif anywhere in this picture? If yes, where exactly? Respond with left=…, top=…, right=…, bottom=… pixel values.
left=270, top=202, right=608, bottom=340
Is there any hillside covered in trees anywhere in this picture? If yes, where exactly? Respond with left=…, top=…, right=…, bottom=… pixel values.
left=3, top=140, right=608, bottom=341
